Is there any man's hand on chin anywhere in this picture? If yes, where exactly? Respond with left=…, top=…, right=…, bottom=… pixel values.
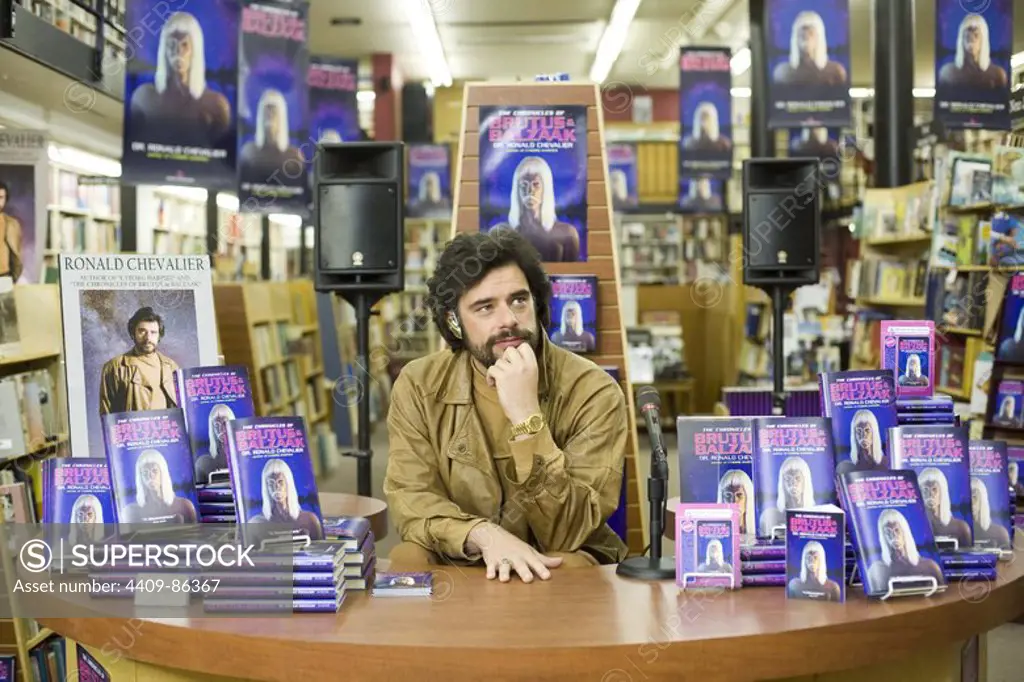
left=486, top=343, right=542, bottom=427
left=467, top=523, right=562, bottom=583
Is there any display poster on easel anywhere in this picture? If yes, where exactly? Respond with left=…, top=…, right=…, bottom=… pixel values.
left=0, top=129, right=48, bottom=284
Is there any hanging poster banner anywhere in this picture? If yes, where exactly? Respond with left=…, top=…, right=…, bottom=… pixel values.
left=679, top=48, right=733, bottom=180
left=478, top=106, right=588, bottom=262
left=788, top=128, right=841, bottom=159
left=406, top=144, right=452, bottom=219
left=237, top=0, right=310, bottom=216
left=308, top=57, right=360, bottom=143
left=122, top=1, right=239, bottom=189
left=607, top=143, right=639, bottom=210
left=935, top=0, right=1013, bottom=130
left=766, top=0, right=852, bottom=128
left=0, top=130, right=47, bottom=284
left=679, top=177, right=726, bottom=214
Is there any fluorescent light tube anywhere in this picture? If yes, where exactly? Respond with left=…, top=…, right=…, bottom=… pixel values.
left=589, top=0, right=643, bottom=84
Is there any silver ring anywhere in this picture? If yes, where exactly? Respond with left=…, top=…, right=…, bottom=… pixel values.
left=500, top=558, right=511, bottom=566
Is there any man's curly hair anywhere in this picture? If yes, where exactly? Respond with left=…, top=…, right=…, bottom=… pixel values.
left=427, top=228, right=552, bottom=352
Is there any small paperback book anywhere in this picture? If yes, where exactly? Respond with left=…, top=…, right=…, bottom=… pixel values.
left=675, top=503, right=740, bottom=590
left=43, top=458, right=115, bottom=544
left=837, top=470, right=946, bottom=599
left=173, top=365, right=256, bottom=486
left=889, top=425, right=974, bottom=551
left=547, top=275, right=598, bottom=354
left=752, top=417, right=836, bottom=540
left=819, top=370, right=898, bottom=476
left=373, top=572, right=433, bottom=597
left=227, top=417, right=325, bottom=548
left=677, top=417, right=756, bottom=539
left=880, top=321, right=935, bottom=397
left=968, top=440, right=1014, bottom=552
left=992, top=380, right=1024, bottom=428
left=101, top=409, right=199, bottom=525
left=785, top=505, right=846, bottom=602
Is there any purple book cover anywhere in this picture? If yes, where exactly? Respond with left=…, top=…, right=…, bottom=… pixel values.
left=405, top=144, right=453, bottom=219
left=606, top=143, right=638, bottom=209
left=881, top=321, right=935, bottom=398
left=677, top=417, right=755, bottom=538
left=308, top=57, right=359, bottom=143
left=76, top=645, right=111, bottom=682
left=0, top=655, right=13, bottom=682
left=939, top=551, right=998, bottom=569
left=743, top=574, right=786, bottom=586
left=323, top=516, right=370, bottom=550
left=819, top=370, right=897, bottom=477
left=675, top=503, right=740, bottom=590
left=101, top=409, right=198, bottom=525
left=548, top=275, right=598, bottom=354
left=889, top=425, right=974, bottom=550
left=992, top=380, right=1024, bottom=428
left=740, top=560, right=786, bottom=574
left=996, top=273, right=1024, bottom=363
left=1009, top=447, right=1024, bottom=500
left=45, top=458, right=115, bottom=544
left=478, top=105, right=588, bottom=262
left=968, top=440, right=1013, bottom=550
left=227, top=417, right=324, bottom=547
left=785, top=507, right=846, bottom=602
left=197, top=486, right=234, bottom=502
left=209, top=585, right=341, bottom=600
left=752, top=417, right=836, bottom=539
left=174, top=365, right=256, bottom=486
left=896, top=396, right=954, bottom=413
left=739, top=543, right=786, bottom=561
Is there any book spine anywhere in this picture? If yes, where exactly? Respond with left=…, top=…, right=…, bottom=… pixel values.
left=740, top=560, right=786, bottom=575
left=739, top=545, right=785, bottom=561
left=202, top=598, right=340, bottom=613
left=742, top=574, right=786, bottom=586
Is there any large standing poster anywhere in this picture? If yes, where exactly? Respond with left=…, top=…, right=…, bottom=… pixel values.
left=679, top=48, right=733, bottom=180
left=122, top=1, right=239, bottom=189
left=237, top=0, right=310, bottom=215
left=479, top=106, right=588, bottom=263
left=0, top=130, right=47, bottom=284
left=935, top=0, right=1012, bottom=130
left=766, top=0, right=852, bottom=128
left=308, top=57, right=360, bottom=143
left=406, top=144, right=452, bottom=219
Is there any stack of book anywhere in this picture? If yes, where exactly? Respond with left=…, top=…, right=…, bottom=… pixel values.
left=325, top=516, right=377, bottom=591
left=939, top=550, right=999, bottom=582
left=896, top=396, right=956, bottom=426
left=197, top=483, right=236, bottom=524
left=737, top=540, right=859, bottom=589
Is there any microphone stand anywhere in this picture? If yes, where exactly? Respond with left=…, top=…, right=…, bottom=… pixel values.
left=617, top=442, right=675, bottom=580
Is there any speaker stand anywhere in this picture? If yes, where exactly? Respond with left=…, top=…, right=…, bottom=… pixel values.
left=768, top=284, right=795, bottom=416
left=338, top=290, right=386, bottom=497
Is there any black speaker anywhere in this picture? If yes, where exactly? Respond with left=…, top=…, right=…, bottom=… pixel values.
left=742, top=158, right=821, bottom=287
left=402, top=83, right=433, bottom=143
left=314, top=142, right=405, bottom=293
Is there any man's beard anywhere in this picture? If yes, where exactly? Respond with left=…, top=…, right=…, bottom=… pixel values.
left=135, top=341, right=157, bottom=355
left=468, top=326, right=540, bottom=367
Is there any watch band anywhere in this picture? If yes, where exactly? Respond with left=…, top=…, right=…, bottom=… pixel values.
left=510, top=413, right=544, bottom=437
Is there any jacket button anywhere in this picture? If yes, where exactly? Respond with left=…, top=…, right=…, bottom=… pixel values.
left=457, top=443, right=467, bottom=453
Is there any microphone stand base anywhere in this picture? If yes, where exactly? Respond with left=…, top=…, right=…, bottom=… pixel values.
left=616, top=556, right=676, bottom=581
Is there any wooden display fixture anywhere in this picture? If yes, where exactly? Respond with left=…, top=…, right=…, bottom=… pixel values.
left=449, top=82, right=644, bottom=553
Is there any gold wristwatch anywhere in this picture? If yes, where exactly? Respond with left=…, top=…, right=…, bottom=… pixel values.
left=510, top=413, right=545, bottom=438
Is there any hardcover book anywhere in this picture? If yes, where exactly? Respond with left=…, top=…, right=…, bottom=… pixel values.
left=996, top=273, right=1024, bottom=364
left=373, top=571, right=433, bottom=597
left=677, top=417, right=756, bottom=538
left=968, top=440, right=1013, bottom=551
left=203, top=595, right=344, bottom=613
left=58, top=254, right=219, bottom=459
left=101, top=409, right=199, bottom=525
left=227, top=417, right=324, bottom=548
left=889, top=425, right=974, bottom=550
left=819, top=370, right=898, bottom=476
left=675, top=503, right=740, bottom=590
left=992, top=380, right=1024, bottom=428
left=42, top=458, right=115, bottom=544
left=837, top=470, right=946, bottom=599
left=785, top=506, right=846, bottom=602
left=547, top=275, right=598, bottom=353
left=1008, top=447, right=1024, bottom=500
left=896, top=396, right=954, bottom=414
left=323, top=516, right=371, bottom=551
left=173, top=365, right=256, bottom=486
left=880, top=321, right=935, bottom=397
left=752, top=417, right=836, bottom=539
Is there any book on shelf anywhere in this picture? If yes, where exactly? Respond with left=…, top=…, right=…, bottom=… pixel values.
left=548, top=275, right=598, bottom=354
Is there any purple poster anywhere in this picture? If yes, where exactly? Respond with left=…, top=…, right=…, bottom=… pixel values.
left=788, top=128, right=842, bottom=159
left=934, top=0, right=1012, bottom=130
left=679, top=177, right=725, bottom=214
left=308, top=57, right=359, bottom=143
left=479, top=106, right=588, bottom=262
left=122, top=0, right=239, bottom=189
left=0, top=130, right=47, bottom=284
left=237, top=0, right=310, bottom=216
left=679, top=48, right=733, bottom=180
left=406, top=144, right=452, bottom=219
left=607, top=143, right=638, bottom=209
left=766, top=0, right=852, bottom=128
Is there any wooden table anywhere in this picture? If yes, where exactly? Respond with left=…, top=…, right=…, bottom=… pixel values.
left=319, top=492, right=388, bottom=541
left=38, top=550, right=1024, bottom=682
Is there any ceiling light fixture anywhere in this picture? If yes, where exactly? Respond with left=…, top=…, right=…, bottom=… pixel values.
left=730, top=87, right=752, bottom=98
left=912, top=87, right=936, bottom=98
left=1012, top=51, right=1024, bottom=68
left=403, top=0, right=452, bottom=87
left=356, top=90, right=377, bottom=103
left=589, top=0, right=643, bottom=84
left=730, top=47, right=751, bottom=76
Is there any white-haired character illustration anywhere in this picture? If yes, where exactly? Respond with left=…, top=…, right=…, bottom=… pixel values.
left=995, top=394, right=1018, bottom=426
left=718, top=469, right=755, bottom=537
left=938, top=13, right=1008, bottom=90
left=1009, top=459, right=1024, bottom=498
left=129, top=11, right=230, bottom=142
left=791, top=127, right=839, bottom=159
left=683, top=102, right=732, bottom=152
left=836, top=409, right=886, bottom=476
left=120, top=449, right=196, bottom=524
left=609, top=169, right=632, bottom=207
left=772, top=11, right=848, bottom=86
left=898, top=353, right=930, bottom=387
left=918, top=467, right=973, bottom=548
left=787, top=540, right=842, bottom=601
left=680, top=177, right=723, bottom=213
left=971, top=477, right=1011, bottom=548
left=696, top=538, right=732, bottom=573
left=998, top=306, right=1024, bottom=361
left=318, top=128, right=342, bottom=144
left=866, top=508, right=944, bottom=594
left=69, top=494, right=106, bottom=545
left=490, top=156, right=581, bottom=262
left=239, top=88, right=304, bottom=182
left=758, top=456, right=815, bottom=537
left=550, top=301, right=595, bottom=353
left=194, top=403, right=235, bottom=485
left=248, top=458, right=324, bottom=541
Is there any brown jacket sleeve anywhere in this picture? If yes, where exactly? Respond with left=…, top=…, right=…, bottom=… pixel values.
left=382, top=374, right=486, bottom=559
left=505, top=376, right=626, bottom=554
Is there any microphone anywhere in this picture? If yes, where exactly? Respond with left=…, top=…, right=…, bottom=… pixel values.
left=637, top=386, right=668, bottom=482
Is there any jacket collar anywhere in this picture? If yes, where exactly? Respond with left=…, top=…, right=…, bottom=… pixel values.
left=435, top=332, right=553, bottom=405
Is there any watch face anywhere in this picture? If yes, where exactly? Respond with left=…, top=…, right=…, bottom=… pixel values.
left=528, top=415, right=544, bottom=431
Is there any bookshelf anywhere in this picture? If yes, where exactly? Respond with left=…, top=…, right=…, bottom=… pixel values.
left=615, top=213, right=682, bottom=285
left=43, top=164, right=121, bottom=280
